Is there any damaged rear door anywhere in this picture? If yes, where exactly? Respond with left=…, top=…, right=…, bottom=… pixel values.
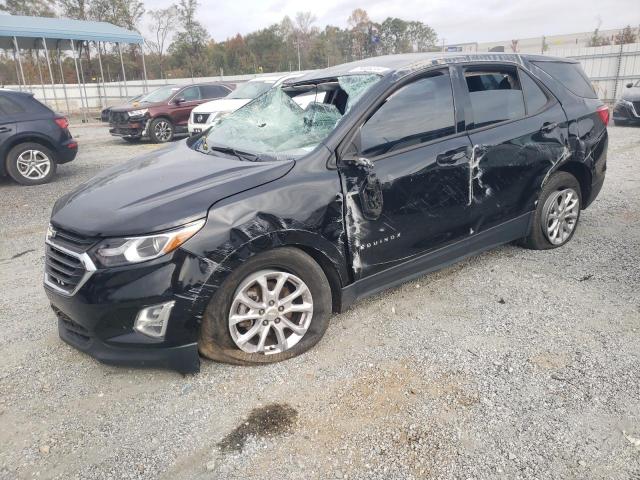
left=338, top=68, right=473, bottom=279
left=456, top=64, right=570, bottom=233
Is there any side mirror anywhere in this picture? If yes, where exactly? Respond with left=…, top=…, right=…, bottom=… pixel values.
left=174, top=97, right=185, bottom=104
left=342, top=156, right=374, bottom=170
left=626, top=83, right=634, bottom=88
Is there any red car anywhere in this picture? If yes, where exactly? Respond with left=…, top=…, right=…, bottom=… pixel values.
left=108, top=83, right=234, bottom=143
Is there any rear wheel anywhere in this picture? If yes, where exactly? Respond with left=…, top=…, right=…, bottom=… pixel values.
left=6, top=142, right=57, bottom=185
left=520, top=171, right=581, bottom=250
left=148, top=117, right=174, bottom=143
left=199, top=248, right=332, bottom=365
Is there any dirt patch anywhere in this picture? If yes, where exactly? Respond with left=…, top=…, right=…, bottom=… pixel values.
left=217, top=403, right=298, bottom=453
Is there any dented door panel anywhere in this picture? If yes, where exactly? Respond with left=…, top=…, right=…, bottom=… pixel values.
left=466, top=102, right=570, bottom=232
left=339, top=134, right=473, bottom=279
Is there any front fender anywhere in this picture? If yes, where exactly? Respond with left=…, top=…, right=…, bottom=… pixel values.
left=183, top=228, right=348, bottom=324
left=181, top=165, right=348, bottom=320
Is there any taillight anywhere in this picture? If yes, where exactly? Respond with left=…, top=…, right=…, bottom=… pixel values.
left=596, top=105, right=609, bottom=126
left=54, top=117, right=69, bottom=130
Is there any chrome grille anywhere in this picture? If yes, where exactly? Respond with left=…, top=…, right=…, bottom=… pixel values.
left=44, top=240, right=96, bottom=296
left=193, top=113, right=210, bottom=124
left=48, top=226, right=96, bottom=253
left=109, top=111, right=129, bottom=124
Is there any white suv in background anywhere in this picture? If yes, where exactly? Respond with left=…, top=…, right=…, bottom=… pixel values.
left=188, top=73, right=308, bottom=134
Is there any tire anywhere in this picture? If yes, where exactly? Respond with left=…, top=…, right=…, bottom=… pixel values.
left=199, top=247, right=332, bottom=366
left=519, top=171, right=582, bottom=250
left=123, top=136, right=141, bottom=143
left=6, top=142, right=57, bottom=186
left=148, top=117, right=174, bottom=143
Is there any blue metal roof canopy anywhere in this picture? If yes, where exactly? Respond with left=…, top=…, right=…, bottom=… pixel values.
left=0, top=15, right=143, bottom=48
left=1, top=15, right=147, bottom=120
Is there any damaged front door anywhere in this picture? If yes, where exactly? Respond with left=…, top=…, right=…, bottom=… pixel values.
left=339, top=69, right=473, bottom=279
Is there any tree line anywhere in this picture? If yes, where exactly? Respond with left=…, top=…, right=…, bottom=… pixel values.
left=0, top=0, right=439, bottom=85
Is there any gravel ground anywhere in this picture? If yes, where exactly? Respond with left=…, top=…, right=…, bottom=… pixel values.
left=0, top=125, right=639, bottom=480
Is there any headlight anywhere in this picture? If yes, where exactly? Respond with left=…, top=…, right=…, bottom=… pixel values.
left=128, top=108, right=148, bottom=118
left=91, top=219, right=205, bottom=267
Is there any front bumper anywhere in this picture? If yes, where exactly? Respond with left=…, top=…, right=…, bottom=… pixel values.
left=187, top=120, right=210, bottom=134
left=56, top=310, right=199, bottom=373
left=44, top=247, right=217, bottom=373
left=109, top=119, right=146, bottom=138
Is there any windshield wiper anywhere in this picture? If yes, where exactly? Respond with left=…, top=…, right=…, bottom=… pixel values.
left=206, top=144, right=260, bottom=162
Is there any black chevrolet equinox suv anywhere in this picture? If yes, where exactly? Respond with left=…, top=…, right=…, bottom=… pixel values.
left=45, top=53, right=608, bottom=372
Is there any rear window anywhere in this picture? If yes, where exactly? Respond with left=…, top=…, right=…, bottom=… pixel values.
left=26, top=96, right=53, bottom=114
left=201, top=85, right=230, bottom=99
left=533, top=61, right=597, bottom=99
left=0, top=95, right=25, bottom=115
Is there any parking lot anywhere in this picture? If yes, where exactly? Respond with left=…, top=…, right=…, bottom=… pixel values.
left=0, top=124, right=639, bottom=479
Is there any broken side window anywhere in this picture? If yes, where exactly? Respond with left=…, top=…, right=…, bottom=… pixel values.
left=338, top=74, right=381, bottom=113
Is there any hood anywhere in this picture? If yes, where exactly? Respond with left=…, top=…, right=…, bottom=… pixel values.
left=192, top=98, right=251, bottom=115
left=51, top=141, right=294, bottom=237
left=111, top=100, right=163, bottom=112
left=621, top=86, right=640, bottom=102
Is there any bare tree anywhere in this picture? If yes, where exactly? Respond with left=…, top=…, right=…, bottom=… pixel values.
left=146, top=5, right=179, bottom=78
left=614, top=25, right=638, bottom=45
left=1, top=0, right=55, bottom=16
left=58, top=0, right=89, bottom=19
left=293, top=11, right=316, bottom=69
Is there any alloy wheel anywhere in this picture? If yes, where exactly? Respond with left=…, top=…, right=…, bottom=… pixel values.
left=228, top=269, right=314, bottom=355
left=154, top=120, right=172, bottom=142
left=16, top=149, right=51, bottom=180
left=542, top=187, right=580, bottom=245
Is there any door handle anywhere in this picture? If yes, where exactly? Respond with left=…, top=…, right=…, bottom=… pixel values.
left=437, top=150, right=467, bottom=165
left=0, top=127, right=11, bottom=133
left=540, top=122, right=558, bottom=133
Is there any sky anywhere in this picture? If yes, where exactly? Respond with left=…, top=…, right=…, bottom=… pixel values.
left=147, top=0, right=640, bottom=45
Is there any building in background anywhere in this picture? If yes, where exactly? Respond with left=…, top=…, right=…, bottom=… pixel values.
left=446, top=28, right=624, bottom=54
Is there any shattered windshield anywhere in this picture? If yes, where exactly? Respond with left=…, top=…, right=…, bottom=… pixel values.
left=227, top=81, right=274, bottom=99
left=197, top=74, right=381, bottom=160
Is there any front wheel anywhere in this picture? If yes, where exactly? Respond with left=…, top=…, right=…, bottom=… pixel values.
left=199, top=248, right=332, bottom=365
left=148, top=117, right=174, bottom=143
left=6, top=142, right=57, bottom=185
left=520, top=171, right=582, bottom=250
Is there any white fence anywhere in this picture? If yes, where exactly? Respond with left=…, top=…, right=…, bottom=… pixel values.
left=546, top=42, right=640, bottom=102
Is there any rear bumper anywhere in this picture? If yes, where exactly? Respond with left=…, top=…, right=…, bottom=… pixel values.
left=55, top=139, right=78, bottom=164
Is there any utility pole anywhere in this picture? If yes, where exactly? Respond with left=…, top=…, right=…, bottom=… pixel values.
left=293, top=39, right=301, bottom=71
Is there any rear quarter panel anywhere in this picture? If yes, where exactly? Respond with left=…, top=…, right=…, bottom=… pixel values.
left=526, top=60, right=607, bottom=206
